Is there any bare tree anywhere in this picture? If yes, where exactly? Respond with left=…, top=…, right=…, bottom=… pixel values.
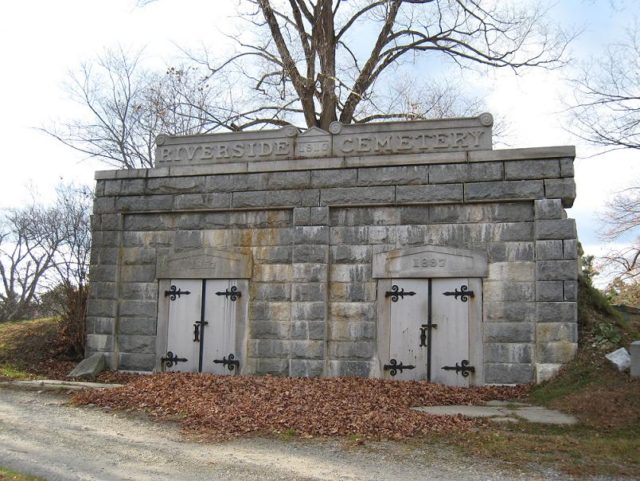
left=567, top=23, right=640, bottom=281
left=0, top=184, right=93, bottom=324
left=186, top=0, right=570, bottom=131
left=568, top=25, right=640, bottom=151
left=43, top=49, right=219, bottom=169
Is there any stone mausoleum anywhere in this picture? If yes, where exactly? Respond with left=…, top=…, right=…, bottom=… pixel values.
left=87, top=113, right=578, bottom=385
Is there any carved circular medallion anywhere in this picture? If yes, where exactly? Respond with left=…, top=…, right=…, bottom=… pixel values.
left=479, top=112, right=494, bottom=126
left=156, top=134, right=168, bottom=146
left=329, top=121, right=343, bottom=134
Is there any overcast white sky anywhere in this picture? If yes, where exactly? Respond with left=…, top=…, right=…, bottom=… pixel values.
left=0, top=0, right=637, bottom=284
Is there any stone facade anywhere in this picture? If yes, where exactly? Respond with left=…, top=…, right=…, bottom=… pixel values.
left=87, top=114, right=578, bottom=384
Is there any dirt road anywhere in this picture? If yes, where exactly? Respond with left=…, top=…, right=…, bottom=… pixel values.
left=0, top=387, right=566, bottom=481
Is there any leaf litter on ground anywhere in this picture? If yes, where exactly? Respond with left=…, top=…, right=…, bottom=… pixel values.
left=72, top=373, right=527, bottom=440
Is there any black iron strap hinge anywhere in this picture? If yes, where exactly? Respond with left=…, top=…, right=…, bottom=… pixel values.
left=213, top=353, right=240, bottom=371
left=385, top=285, right=416, bottom=302
left=441, top=360, right=475, bottom=377
left=161, top=351, right=187, bottom=369
left=383, top=359, right=416, bottom=376
left=164, top=285, right=191, bottom=301
left=215, top=286, right=241, bottom=301
left=442, top=285, right=474, bottom=302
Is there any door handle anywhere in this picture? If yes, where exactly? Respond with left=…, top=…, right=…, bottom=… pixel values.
left=193, top=323, right=200, bottom=342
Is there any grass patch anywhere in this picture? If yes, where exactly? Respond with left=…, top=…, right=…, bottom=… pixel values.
left=0, top=466, right=46, bottom=481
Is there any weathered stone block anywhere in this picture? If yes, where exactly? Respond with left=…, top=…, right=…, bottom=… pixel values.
left=253, top=264, right=292, bottom=282
left=329, top=321, right=375, bottom=341
left=485, top=363, right=534, bottom=384
left=329, top=341, right=374, bottom=359
left=537, top=302, right=577, bottom=323
left=68, top=353, right=105, bottom=379
left=250, top=283, right=291, bottom=301
left=327, top=360, right=371, bottom=377
left=536, top=363, right=562, bottom=383
left=330, top=226, right=368, bottom=244
left=536, top=281, right=564, bottom=302
left=93, top=197, right=116, bottom=214
left=86, top=334, right=114, bottom=352
left=631, top=341, right=640, bottom=378
left=504, top=160, right=559, bottom=180
left=396, top=184, right=463, bottom=203
left=464, top=223, right=533, bottom=243
left=560, top=158, right=574, bottom=177
left=294, top=226, right=329, bottom=245
left=120, top=300, right=157, bottom=318
left=368, top=225, right=396, bottom=244
left=429, top=162, right=502, bottom=183
left=293, top=245, right=328, bottom=264
left=331, top=245, right=372, bottom=264
left=320, top=186, right=395, bottom=205
left=465, top=181, right=544, bottom=202
left=536, top=260, right=578, bottom=280
left=536, top=240, right=564, bottom=260
left=249, top=302, right=291, bottom=321
left=330, top=302, right=376, bottom=322
left=563, top=281, right=578, bottom=301
left=484, top=281, right=535, bottom=302
left=311, top=169, right=357, bottom=188
left=87, top=300, right=117, bottom=318
left=116, top=195, right=174, bottom=212
left=290, top=340, right=324, bottom=359
left=563, top=239, right=578, bottom=259
left=534, top=199, right=565, bottom=220
left=118, top=335, right=156, bottom=354
left=487, top=242, right=535, bottom=262
left=329, top=282, right=377, bottom=302
left=484, top=322, right=534, bottom=343
left=536, top=322, right=578, bottom=343
left=290, top=320, right=325, bottom=340
left=537, top=341, right=577, bottom=363
left=146, top=176, right=205, bottom=194
left=253, top=246, right=292, bottom=264
left=121, top=265, right=157, bottom=283
left=292, top=301, right=326, bottom=321
left=89, top=265, right=117, bottom=283
left=545, top=178, right=576, bottom=207
left=121, top=247, right=157, bottom=265
left=292, top=283, right=326, bottom=302
left=118, top=353, right=155, bottom=371
left=293, top=206, right=330, bottom=226
left=86, top=317, right=114, bottom=335
left=488, top=262, right=534, bottom=281
left=535, top=219, right=577, bottom=240
left=292, top=263, right=327, bottom=282
left=248, top=339, right=290, bottom=358
left=485, top=343, right=532, bottom=363
left=485, top=302, right=537, bottom=323
left=252, top=358, right=289, bottom=376
left=174, top=192, right=231, bottom=210
left=358, top=165, right=429, bottom=185
left=330, top=264, right=371, bottom=282
left=119, top=317, right=157, bottom=336
left=424, top=224, right=465, bottom=245
left=289, top=359, right=324, bottom=377
left=89, top=282, right=117, bottom=300
left=251, top=321, right=291, bottom=339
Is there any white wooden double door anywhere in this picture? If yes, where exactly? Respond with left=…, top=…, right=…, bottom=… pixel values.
left=385, top=278, right=480, bottom=386
left=163, top=279, right=242, bottom=374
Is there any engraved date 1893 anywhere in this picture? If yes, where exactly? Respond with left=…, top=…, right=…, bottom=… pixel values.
left=413, top=257, right=446, bottom=268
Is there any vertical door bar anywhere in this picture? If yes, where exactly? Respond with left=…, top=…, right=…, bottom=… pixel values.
left=198, top=280, right=207, bottom=372
left=427, top=279, right=432, bottom=382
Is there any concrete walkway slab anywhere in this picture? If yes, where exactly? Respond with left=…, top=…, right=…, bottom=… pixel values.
left=412, top=401, right=578, bottom=425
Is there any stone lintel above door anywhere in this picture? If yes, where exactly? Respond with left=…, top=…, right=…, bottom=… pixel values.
left=372, top=245, right=488, bottom=279
left=156, top=248, right=252, bottom=279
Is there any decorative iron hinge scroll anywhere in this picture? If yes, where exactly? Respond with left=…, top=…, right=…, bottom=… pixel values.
left=164, top=285, right=191, bottom=301
left=442, top=285, right=474, bottom=302
left=215, top=286, right=241, bottom=301
left=213, top=353, right=240, bottom=371
left=383, top=359, right=416, bottom=376
left=441, top=359, right=475, bottom=377
left=161, top=351, right=188, bottom=369
left=385, top=285, right=416, bottom=302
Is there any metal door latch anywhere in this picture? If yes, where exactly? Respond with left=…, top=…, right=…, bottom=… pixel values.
left=419, top=323, right=437, bottom=347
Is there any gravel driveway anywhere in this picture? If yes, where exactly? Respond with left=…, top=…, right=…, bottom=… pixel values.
left=0, top=387, right=570, bottom=481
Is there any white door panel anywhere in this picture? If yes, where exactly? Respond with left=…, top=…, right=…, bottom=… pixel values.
left=165, top=279, right=202, bottom=372
left=204, top=280, right=238, bottom=375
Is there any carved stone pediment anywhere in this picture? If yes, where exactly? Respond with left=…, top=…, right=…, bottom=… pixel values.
left=157, top=248, right=252, bottom=279
left=372, top=245, right=488, bottom=278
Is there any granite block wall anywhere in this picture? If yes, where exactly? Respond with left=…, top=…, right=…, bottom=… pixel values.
left=88, top=147, right=577, bottom=384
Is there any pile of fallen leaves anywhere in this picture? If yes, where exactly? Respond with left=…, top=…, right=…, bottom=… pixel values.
left=72, top=373, right=527, bottom=440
